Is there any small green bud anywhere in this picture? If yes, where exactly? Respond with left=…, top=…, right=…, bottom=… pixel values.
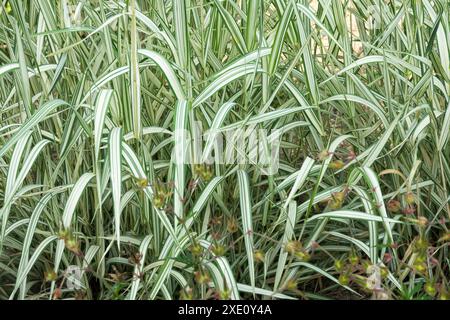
left=338, top=274, right=350, bottom=286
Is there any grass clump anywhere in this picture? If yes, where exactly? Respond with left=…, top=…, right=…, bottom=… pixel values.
left=0, top=0, right=449, bottom=300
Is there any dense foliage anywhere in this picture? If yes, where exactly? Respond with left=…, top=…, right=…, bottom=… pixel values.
left=0, top=0, right=449, bottom=300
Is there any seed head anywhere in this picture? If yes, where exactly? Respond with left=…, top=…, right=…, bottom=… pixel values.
left=402, top=205, right=416, bottom=215
left=317, top=150, right=331, bottom=161
left=386, top=199, right=401, bottom=213
left=58, top=228, right=70, bottom=240
left=44, top=269, right=57, bottom=282
left=438, top=289, right=449, bottom=300
left=379, top=266, right=388, bottom=279
left=328, top=160, right=345, bottom=170
left=338, top=274, right=350, bottom=286
left=153, top=195, right=165, bottom=209
left=362, top=260, right=372, bottom=274
left=211, top=244, right=227, bottom=257
left=189, top=242, right=203, bottom=257
left=180, top=287, right=193, bottom=300
left=413, top=261, right=427, bottom=274
left=136, top=177, right=149, bottom=188
left=254, top=250, right=265, bottom=263
left=328, top=198, right=343, bottom=210
left=226, top=217, right=239, bottom=233
left=284, top=278, right=298, bottom=291
left=424, top=282, right=436, bottom=297
left=295, top=250, right=311, bottom=262
left=417, top=216, right=428, bottom=227
left=334, top=259, right=345, bottom=272
left=348, top=252, right=359, bottom=266
left=284, top=240, right=302, bottom=255
left=438, top=233, right=450, bottom=243
left=65, top=237, right=81, bottom=256
left=415, top=237, right=428, bottom=251
left=194, top=270, right=210, bottom=285
left=405, top=192, right=416, bottom=205
left=415, top=254, right=426, bottom=264
left=332, top=191, right=346, bottom=203
left=218, top=288, right=231, bottom=300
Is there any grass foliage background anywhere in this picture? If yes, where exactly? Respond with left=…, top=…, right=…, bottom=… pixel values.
left=0, top=0, right=449, bottom=300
